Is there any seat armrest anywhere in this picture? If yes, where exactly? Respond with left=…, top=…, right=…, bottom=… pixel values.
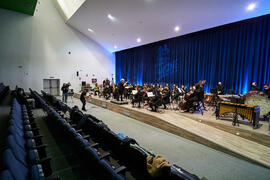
left=90, top=143, right=99, bottom=148
left=39, top=157, right=52, bottom=177
left=71, top=124, right=77, bottom=128
left=115, top=166, right=126, bottom=174
left=82, top=135, right=90, bottom=140
left=76, top=129, right=83, bottom=133
left=34, top=144, right=47, bottom=150
left=39, top=157, right=51, bottom=164
left=100, top=152, right=110, bottom=160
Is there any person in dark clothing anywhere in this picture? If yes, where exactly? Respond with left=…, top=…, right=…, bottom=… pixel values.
left=251, top=82, right=259, bottom=91
left=179, top=85, right=187, bottom=95
left=186, top=84, right=202, bottom=112
left=162, top=87, right=171, bottom=109
left=117, top=79, right=125, bottom=101
left=103, top=78, right=110, bottom=87
left=16, top=88, right=28, bottom=105
left=216, top=82, right=224, bottom=95
left=80, top=90, right=87, bottom=111
left=171, top=85, right=180, bottom=103
left=263, top=84, right=270, bottom=99
left=149, top=91, right=162, bottom=112
left=61, top=83, right=70, bottom=103
left=131, top=87, right=143, bottom=108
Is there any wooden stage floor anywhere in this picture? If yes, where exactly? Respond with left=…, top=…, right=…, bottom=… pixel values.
left=74, top=93, right=270, bottom=169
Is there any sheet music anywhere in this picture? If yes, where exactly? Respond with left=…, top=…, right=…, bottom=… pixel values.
left=132, top=90, right=138, bottom=95
left=147, top=92, right=154, bottom=97
left=178, top=88, right=184, bottom=93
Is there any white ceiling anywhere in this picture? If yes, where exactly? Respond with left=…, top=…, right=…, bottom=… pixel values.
left=67, top=0, right=270, bottom=52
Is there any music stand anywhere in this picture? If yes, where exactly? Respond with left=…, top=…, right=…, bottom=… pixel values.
left=67, top=89, right=74, bottom=103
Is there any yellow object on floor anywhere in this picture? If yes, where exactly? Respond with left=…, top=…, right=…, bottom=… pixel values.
left=146, top=155, right=171, bottom=177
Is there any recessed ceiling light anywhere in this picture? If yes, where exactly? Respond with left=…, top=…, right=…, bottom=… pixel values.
left=137, top=38, right=141, bottom=43
left=174, top=26, right=180, bottom=32
left=88, top=28, right=94, bottom=32
left=114, top=45, right=118, bottom=49
left=246, top=3, right=256, bottom=11
left=108, top=14, right=115, bottom=20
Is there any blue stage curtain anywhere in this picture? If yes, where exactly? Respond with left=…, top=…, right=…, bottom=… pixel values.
left=115, top=14, right=270, bottom=94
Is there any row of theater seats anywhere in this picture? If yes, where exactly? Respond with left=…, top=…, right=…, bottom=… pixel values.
left=35, top=90, right=201, bottom=180
left=30, top=89, right=127, bottom=180
left=0, top=98, right=52, bottom=180
left=0, top=83, right=9, bottom=102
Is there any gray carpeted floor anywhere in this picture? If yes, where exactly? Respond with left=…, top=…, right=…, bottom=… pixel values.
left=64, top=97, right=270, bottom=180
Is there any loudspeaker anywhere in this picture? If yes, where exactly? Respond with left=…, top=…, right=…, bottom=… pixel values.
left=77, top=71, right=79, bottom=76
left=82, top=81, right=86, bottom=86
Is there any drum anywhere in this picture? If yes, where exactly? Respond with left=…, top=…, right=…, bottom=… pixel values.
left=244, top=95, right=270, bottom=116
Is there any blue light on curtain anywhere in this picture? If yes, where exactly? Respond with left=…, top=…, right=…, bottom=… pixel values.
left=116, top=14, right=270, bottom=94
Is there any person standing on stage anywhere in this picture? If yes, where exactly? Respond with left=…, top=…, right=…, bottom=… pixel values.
left=117, top=79, right=125, bottom=101
left=216, top=82, right=224, bottom=95
left=80, top=89, right=87, bottom=111
left=251, top=82, right=259, bottom=91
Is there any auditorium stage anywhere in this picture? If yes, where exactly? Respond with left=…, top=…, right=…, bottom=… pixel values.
left=74, top=93, right=270, bottom=169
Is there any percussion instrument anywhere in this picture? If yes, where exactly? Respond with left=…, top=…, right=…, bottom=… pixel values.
left=244, top=94, right=270, bottom=116
left=216, top=101, right=260, bottom=128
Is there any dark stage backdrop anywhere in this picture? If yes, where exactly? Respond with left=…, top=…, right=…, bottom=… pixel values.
left=115, top=14, right=270, bottom=94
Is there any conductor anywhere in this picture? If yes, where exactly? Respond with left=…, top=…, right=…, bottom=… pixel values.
left=117, top=79, right=125, bottom=101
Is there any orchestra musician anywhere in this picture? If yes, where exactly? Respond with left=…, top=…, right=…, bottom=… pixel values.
left=171, top=85, right=181, bottom=103
left=149, top=89, right=162, bottom=112
left=251, top=82, right=259, bottom=91
left=117, top=78, right=126, bottom=101
left=103, top=78, right=110, bottom=87
left=93, top=83, right=99, bottom=96
left=161, top=86, right=171, bottom=109
left=131, top=86, right=143, bottom=108
left=263, top=84, right=270, bottom=98
left=216, top=82, right=224, bottom=95
left=102, top=78, right=111, bottom=99
left=185, top=83, right=204, bottom=112
left=179, top=85, right=187, bottom=95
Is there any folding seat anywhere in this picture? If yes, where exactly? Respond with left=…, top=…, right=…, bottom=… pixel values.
left=0, top=170, right=14, bottom=180
left=3, top=149, right=44, bottom=180
left=6, top=135, right=52, bottom=177
left=83, top=146, right=100, bottom=163
left=7, top=135, right=40, bottom=166
left=97, top=159, right=126, bottom=180
left=8, top=127, right=46, bottom=157
left=73, top=134, right=90, bottom=151
left=8, top=125, right=42, bottom=144
left=9, top=119, right=40, bottom=136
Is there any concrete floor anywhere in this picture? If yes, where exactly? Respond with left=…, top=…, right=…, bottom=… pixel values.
left=62, top=97, right=270, bottom=180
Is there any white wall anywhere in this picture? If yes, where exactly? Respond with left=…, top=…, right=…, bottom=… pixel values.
left=0, top=0, right=115, bottom=92
left=56, top=0, right=85, bottom=21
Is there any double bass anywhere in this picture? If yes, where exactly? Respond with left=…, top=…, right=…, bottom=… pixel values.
left=179, top=89, right=193, bottom=111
